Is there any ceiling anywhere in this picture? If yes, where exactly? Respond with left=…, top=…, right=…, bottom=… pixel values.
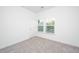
left=22, top=6, right=55, bottom=13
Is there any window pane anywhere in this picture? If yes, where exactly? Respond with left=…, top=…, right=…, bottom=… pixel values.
left=46, top=26, right=54, bottom=33
left=38, top=20, right=44, bottom=26
left=46, top=20, right=55, bottom=26
left=38, top=26, right=44, bottom=32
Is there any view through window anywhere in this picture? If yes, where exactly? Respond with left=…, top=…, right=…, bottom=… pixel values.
left=38, top=18, right=55, bottom=33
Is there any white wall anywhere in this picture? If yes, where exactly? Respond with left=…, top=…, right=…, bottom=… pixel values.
left=36, top=6, right=79, bottom=47
left=0, top=7, right=36, bottom=49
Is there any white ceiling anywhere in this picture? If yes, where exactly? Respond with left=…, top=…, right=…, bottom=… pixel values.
left=22, top=6, right=55, bottom=13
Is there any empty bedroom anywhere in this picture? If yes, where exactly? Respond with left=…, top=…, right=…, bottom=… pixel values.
left=0, top=6, right=79, bottom=53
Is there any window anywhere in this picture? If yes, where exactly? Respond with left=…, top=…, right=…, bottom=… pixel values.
left=38, top=19, right=55, bottom=33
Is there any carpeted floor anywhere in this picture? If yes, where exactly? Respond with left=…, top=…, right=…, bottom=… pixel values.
left=0, top=36, right=79, bottom=53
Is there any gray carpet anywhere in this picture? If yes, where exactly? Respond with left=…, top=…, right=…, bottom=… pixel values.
left=0, top=36, right=79, bottom=53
